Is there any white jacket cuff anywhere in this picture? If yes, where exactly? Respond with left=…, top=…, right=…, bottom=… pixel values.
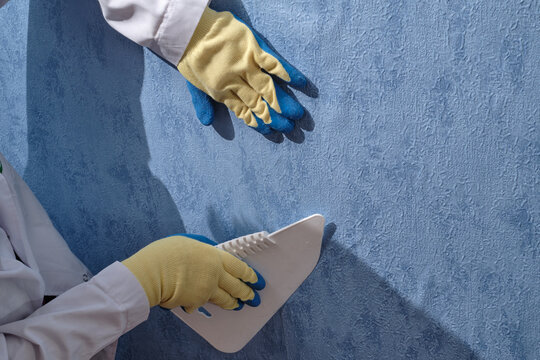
left=94, top=261, right=150, bottom=332
left=156, top=0, right=209, bottom=65
left=98, top=0, right=210, bottom=65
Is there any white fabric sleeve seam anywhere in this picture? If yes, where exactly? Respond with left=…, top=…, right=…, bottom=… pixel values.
left=90, top=262, right=149, bottom=334
left=77, top=279, right=127, bottom=360
left=93, top=280, right=130, bottom=334
left=155, top=0, right=174, bottom=52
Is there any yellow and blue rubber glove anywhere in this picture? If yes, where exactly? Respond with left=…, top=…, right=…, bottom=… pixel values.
left=177, top=7, right=307, bottom=134
left=122, top=234, right=265, bottom=313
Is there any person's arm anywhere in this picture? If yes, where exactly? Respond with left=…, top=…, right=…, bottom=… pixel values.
left=0, top=233, right=265, bottom=360
left=0, top=262, right=149, bottom=360
left=96, top=0, right=307, bottom=134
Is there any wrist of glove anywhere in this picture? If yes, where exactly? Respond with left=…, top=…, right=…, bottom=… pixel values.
left=122, top=235, right=264, bottom=313
left=178, top=7, right=307, bottom=134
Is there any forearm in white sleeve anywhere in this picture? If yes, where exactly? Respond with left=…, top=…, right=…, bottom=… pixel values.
left=0, top=262, right=149, bottom=360
left=97, top=0, right=209, bottom=65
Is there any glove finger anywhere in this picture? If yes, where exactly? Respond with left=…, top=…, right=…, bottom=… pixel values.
left=244, top=71, right=280, bottom=113
left=246, top=268, right=266, bottom=290
left=245, top=73, right=304, bottom=122
left=220, top=251, right=259, bottom=284
left=182, top=306, right=198, bottom=314
left=267, top=104, right=294, bottom=133
left=219, top=272, right=255, bottom=302
left=234, top=83, right=272, bottom=124
left=253, top=38, right=307, bottom=88
left=230, top=13, right=307, bottom=88
left=209, top=287, right=240, bottom=310
left=223, top=93, right=273, bottom=134
left=274, top=84, right=304, bottom=120
left=245, top=291, right=261, bottom=307
left=223, top=96, right=257, bottom=127
left=186, top=81, right=215, bottom=126
left=234, top=301, right=244, bottom=311
left=252, top=115, right=273, bottom=135
left=255, top=50, right=291, bottom=83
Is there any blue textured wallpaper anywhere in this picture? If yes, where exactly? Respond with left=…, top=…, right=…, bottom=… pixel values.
left=1, top=0, right=539, bottom=359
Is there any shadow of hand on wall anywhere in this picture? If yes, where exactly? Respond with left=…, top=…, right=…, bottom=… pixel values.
left=24, top=0, right=186, bottom=355
left=278, top=223, right=479, bottom=359
left=166, top=220, right=480, bottom=359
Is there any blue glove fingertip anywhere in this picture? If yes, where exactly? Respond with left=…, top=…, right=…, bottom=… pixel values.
left=252, top=115, right=274, bottom=135
left=245, top=291, right=261, bottom=307
left=283, top=64, right=308, bottom=88
left=268, top=107, right=294, bottom=133
left=234, top=301, right=244, bottom=311
left=275, top=85, right=305, bottom=121
left=248, top=268, right=266, bottom=290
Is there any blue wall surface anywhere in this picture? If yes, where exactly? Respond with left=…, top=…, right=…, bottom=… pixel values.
left=1, top=0, right=539, bottom=359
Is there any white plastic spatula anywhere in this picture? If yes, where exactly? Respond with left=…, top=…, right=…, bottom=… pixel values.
left=171, top=214, right=325, bottom=353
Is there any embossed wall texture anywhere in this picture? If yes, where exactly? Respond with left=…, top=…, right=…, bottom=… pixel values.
left=1, top=0, right=539, bottom=359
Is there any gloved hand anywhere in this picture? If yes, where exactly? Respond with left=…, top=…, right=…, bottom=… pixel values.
left=178, top=7, right=307, bottom=134
left=122, top=234, right=265, bottom=313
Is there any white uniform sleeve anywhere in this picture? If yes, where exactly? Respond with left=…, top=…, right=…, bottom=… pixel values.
left=97, top=0, right=209, bottom=65
left=0, top=262, right=150, bottom=360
